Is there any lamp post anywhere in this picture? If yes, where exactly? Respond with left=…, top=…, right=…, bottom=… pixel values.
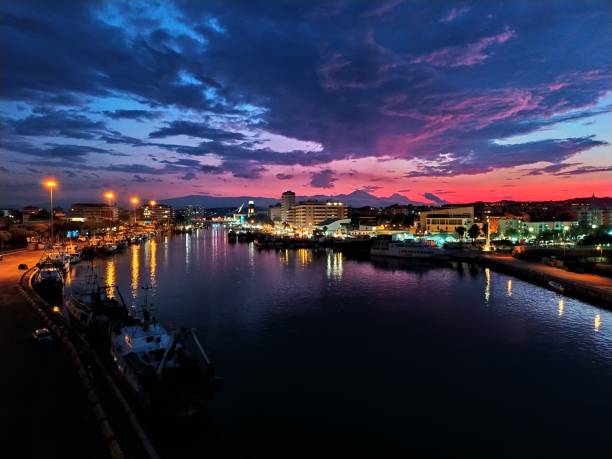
left=44, top=179, right=57, bottom=243
left=149, top=200, right=156, bottom=227
left=105, top=191, right=114, bottom=226
left=131, top=197, right=139, bottom=225
left=483, top=216, right=491, bottom=252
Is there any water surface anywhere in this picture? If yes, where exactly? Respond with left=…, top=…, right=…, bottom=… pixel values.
left=72, top=227, right=612, bottom=457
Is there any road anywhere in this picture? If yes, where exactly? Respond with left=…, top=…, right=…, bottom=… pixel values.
left=0, top=249, right=109, bottom=459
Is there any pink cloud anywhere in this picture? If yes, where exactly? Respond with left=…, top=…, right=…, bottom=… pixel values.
left=411, top=27, right=516, bottom=67
left=440, top=6, right=470, bottom=23
left=548, top=82, right=567, bottom=91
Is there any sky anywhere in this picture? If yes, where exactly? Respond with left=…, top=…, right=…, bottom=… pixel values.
left=1, top=0, right=611, bottom=206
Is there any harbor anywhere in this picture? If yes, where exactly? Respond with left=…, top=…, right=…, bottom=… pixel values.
left=3, top=226, right=610, bottom=457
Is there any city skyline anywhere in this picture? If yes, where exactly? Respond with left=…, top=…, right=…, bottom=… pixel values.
left=1, top=1, right=611, bottom=206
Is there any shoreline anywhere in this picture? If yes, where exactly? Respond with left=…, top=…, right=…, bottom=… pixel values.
left=477, top=254, right=612, bottom=307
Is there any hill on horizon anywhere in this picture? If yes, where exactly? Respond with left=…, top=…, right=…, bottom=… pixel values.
left=161, top=190, right=429, bottom=209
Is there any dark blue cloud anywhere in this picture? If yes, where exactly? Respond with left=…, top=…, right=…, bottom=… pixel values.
left=275, top=173, right=294, bottom=180
left=103, top=110, right=162, bottom=121
left=310, top=169, right=337, bottom=188
left=423, top=193, right=447, bottom=206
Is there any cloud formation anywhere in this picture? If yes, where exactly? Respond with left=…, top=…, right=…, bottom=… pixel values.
left=0, top=0, right=610, bottom=203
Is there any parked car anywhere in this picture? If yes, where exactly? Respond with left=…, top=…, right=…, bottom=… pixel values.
left=18, top=263, right=28, bottom=270
left=32, top=328, right=53, bottom=344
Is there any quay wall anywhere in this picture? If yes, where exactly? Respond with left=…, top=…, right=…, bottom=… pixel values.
left=477, top=255, right=612, bottom=307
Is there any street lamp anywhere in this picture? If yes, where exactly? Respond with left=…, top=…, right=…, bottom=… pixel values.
left=131, top=197, right=139, bottom=225
left=43, top=178, right=57, bottom=243
left=105, top=191, right=115, bottom=225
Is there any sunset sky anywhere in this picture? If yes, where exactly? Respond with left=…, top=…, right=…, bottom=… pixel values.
left=1, top=0, right=611, bottom=206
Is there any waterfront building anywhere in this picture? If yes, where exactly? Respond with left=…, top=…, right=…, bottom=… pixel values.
left=247, top=200, right=256, bottom=217
left=497, top=219, right=578, bottom=238
left=268, top=203, right=282, bottom=221
left=69, top=203, right=118, bottom=222
left=20, top=206, right=43, bottom=222
left=141, top=203, right=174, bottom=223
left=314, top=218, right=352, bottom=237
left=419, top=206, right=474, bottom=234
left=281, top=190, right=296, bottom=222
left=577, top=207, right=611, bottom=228
left=287, top=200, right=347, bottom=229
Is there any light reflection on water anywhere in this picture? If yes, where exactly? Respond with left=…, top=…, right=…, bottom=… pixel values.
left=130, top=244, right=140, bottom=304
left=84, top=228, right=612, bottom=456
left=105, top=258, right=115, bottom=298
left=89, top=230, right=611, bottom=355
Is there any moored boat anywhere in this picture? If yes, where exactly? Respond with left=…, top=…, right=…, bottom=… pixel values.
left=370, top=239, right=449, bottom=260
left=33, top=261, right=64, bottom=297
left=109, top=299, right=215, bottom=416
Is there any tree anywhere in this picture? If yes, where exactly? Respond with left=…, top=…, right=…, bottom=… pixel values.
left=468, top=224, right=480, bottom=242
left=505, top=228, right=519, bottom=239
left=455, top=226, right=465, bottom=243
left=0, top=230, right=11, bottom=249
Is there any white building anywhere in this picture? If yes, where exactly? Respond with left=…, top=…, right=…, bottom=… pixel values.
left=314, top=218, right=352, bottom=236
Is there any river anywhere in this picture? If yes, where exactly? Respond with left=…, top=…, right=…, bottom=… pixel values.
left=68, top=226, right=612, bottom=457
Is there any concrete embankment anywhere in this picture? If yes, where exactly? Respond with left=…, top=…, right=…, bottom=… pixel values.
left=478, top=255, right=612, bottom=307
left=0, top=249, right=158, bottom=459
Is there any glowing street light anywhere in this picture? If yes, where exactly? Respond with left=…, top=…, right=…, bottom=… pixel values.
left=149, top=200, right=157, bottom=206
left=105, top=191, right=115, bottom=223
left=43, top=178, right=57, bottom=243
left=130, top=197, right=139, bottom=225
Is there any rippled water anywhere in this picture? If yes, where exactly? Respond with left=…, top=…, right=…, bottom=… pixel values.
left=70, top=226, right=612, bottom=457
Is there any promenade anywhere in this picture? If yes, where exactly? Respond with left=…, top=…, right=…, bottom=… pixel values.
left=0, top=249, right=109, bottom=458
left=482, top=254, right=612, bottom=306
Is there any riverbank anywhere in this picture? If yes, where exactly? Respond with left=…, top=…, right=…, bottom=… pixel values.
left=479, top=254, right=612, bottom=306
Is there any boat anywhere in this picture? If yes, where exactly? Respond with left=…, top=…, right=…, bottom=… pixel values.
left=100, top=242, right=118, bottom=254
left=548, top=280, right=565, bottom=293
left=33, top=261, right=64, bottom=296
left=109, top=295, right=215, bottom=416
left=227, top=229, right=237, bottom=243
left=66, top=271, right=129, bottom=339
left=370, top=239, right=450, bottom=260
left=32, top=257, right=64, bottom=299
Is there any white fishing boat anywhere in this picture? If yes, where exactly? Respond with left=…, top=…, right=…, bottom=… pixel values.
left=371, top=239, right=449, bottom=260
left=110, top=293, right=215, bottom=416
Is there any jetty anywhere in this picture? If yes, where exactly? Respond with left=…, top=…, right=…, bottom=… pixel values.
left=480, top=254, right=612, bottom=306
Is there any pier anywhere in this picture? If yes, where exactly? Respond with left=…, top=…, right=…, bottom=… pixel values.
left=479, top=254, right=612, bottom=306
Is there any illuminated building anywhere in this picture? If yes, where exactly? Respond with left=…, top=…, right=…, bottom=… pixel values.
left=314, top=218, right=352, bottom=236
left=141, top=203, right=175, bottom=223
left=419, top=206, right=474, bottom=233
left=69, top=203, right=118, bottom=222
left=268, top=203, right=282, bottom=221
left=247, top=200, right=255, bottom=217
left=281, top=190, right=296, bottom=222
left=287, top=200, right=347, bottom=229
